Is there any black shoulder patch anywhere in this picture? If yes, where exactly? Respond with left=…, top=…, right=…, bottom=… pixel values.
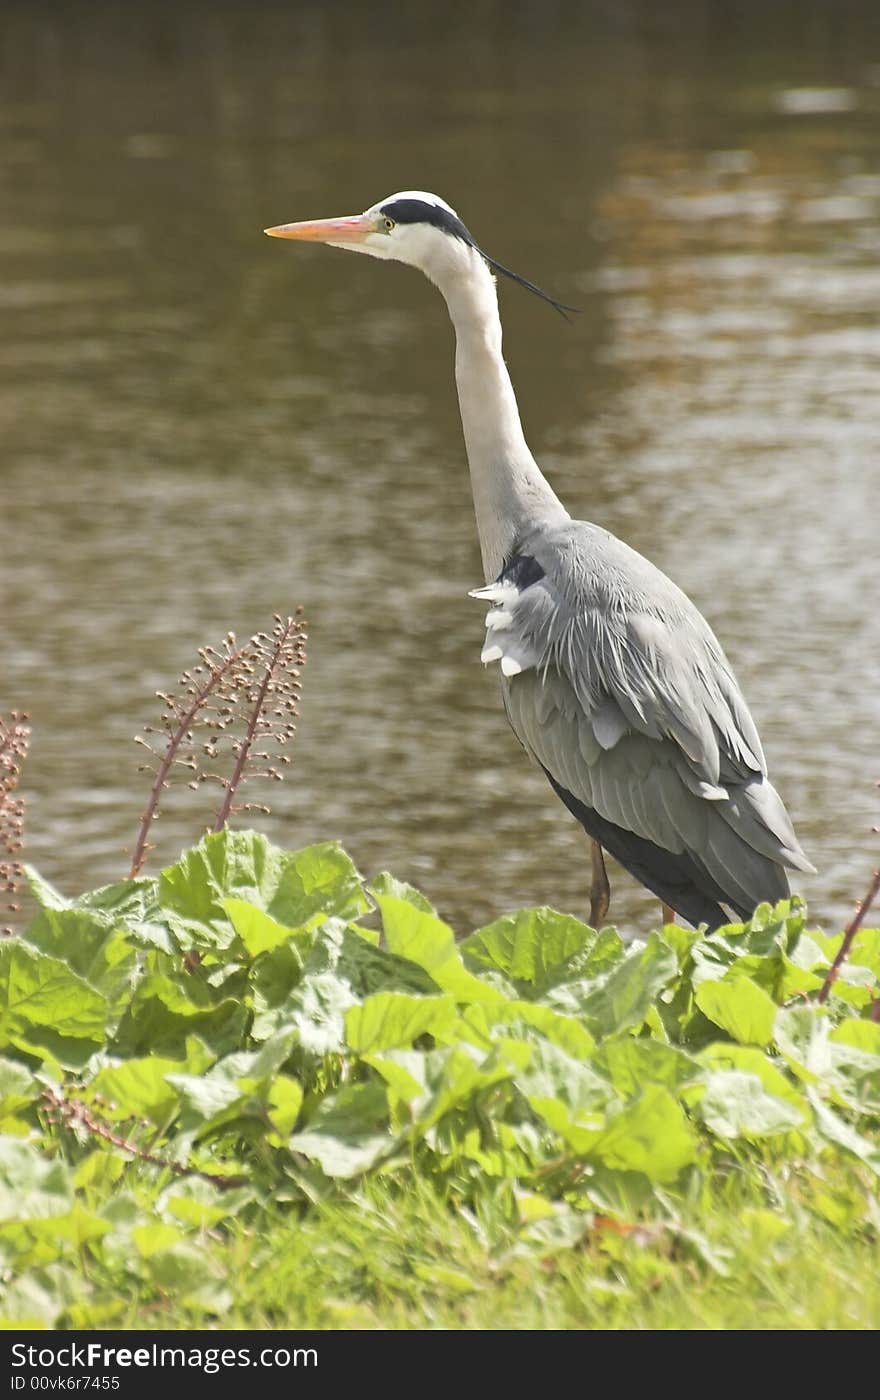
left=379, top=199, right=475, bottom=246
left=500, top=554, right=545, bottom=590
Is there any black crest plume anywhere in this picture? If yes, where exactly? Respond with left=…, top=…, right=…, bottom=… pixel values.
left=379, top=197, right=580, bottom=321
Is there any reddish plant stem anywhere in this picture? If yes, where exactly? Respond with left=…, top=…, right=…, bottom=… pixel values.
left=0, top=713, right=30, bottom=932
left=211, top=618, right=296, bottom=832
left=129, top=645, right=245, bottom=877
left=42, top=1088, right=247, bottom=1190
left=817, top=868, right=880, bottom=1005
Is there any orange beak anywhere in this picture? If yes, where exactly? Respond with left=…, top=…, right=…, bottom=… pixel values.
left=263, top=214, right=375, bottom=245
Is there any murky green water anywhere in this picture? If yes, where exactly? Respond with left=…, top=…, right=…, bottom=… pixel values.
left=2, top=1, right=878, bottom=933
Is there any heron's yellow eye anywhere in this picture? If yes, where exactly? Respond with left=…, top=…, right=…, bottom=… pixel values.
left=383, top=217, right=396, bottom=233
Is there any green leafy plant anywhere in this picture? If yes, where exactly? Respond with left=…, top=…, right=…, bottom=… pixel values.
left=0, top=826, right=877, bottom=1325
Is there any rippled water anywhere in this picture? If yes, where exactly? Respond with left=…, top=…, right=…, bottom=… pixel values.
left=2, top=2, right=878, bottom=933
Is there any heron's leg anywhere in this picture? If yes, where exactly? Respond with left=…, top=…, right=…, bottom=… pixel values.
left=661, top=903, right=676, bottom=926
left=589, top=839, right=611, bottom=927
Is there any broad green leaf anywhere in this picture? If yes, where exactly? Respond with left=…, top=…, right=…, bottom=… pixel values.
left=820, top=967, right=876, bottom=1011
left=558, top=934, right=677, bottom=1039
left=126, top=920, right=177, bottom=955
left=159, top=829, right=284, bottom=929
left=0, top=1139, right=72, bottom=1222
left=729, top=901, right=802, bottom=955
left=596, top=1038, right=702, bottom=1098
left=690, top=937, right=740, bottom=987
left=654, top=923, right=702, bottom=965
left=113, top=973, right=247, bottom=1059
left=345, top=992, right=457, bottom=1053
left=368, top=871, right=437, bottom=914
left=287, top=1125, right=394, bottom=1178
left=262, top=920, right=438, bottom=1053
left=570, top=927, right=628, bottom=980
left=17, top=911, right=136, bottom=1027
left=365, top=1049, right=430, bottom=1105
left=92, top=1047, right=212, bottom=1123
left=774, top=1005, right=830, bottom=1082
left=821, top=1020, right=880, bottom=1113
left=268, top=843, right=370, bottom=927
left=266, top=1074, right=303, bottom=1138
left=222, top=898, right=306, bottom=959
left=24, top=866, right=70, bottom=912
left=830, top=1018, right=880, bottom=1053
left=160, top=830, right=368, bottom=937
left=165, top=1044, right=294, bottom=1128
left=850, top=927, right=880, bottom=976
left=75, top=877, right=160, bottom=923
left=242, top=1031, right=299, bottom=1080
left=413, top=1044, right=525, bottom=1133
left=0, top=943, right=107, bottom=1051
left=518, top=1039, right=615, bottom=1149
left=281, top=970, right=360, bottom=1056
left=375, top=894, right=505, bottom=1003
left=695, top=977, right=777, bottom=1046
left=773, top=957, right=824, bottom=1001
left=739, top=1208, right=791, bottom=1243
left=164, top=1196, right=235, bottom=1227
left=165, top=1070, right=243, bottom=1122
left=808, top=1089, right=880, bottom=1175
left=0, top=1057, right=38, bottom=1121
left=456, top=1002, right=595, bottom=1059
left=590, top=1085, right=699, bottom=1181
left=696, top=1044, right=807, bottom=1118
left=289, top=1081, right=393, bottom=1178
left=696, top=1069, right=804, bottom=1138
left=721, top=947, right=823, bottom=1003
left=73, top=1152, right=127, bottom=1193
left=786, top=930, right=829, bottom=972
left=814, top=928, right=880, bottom=980
left=313, top=921, right=438, bottom=999
left=250, top=944, right=304, bottom=1040
left=22, top=907, right=112, bottom=970
left=463, top=907, right=594, bottom=987
left=125, top=970, right=216, bottom=1017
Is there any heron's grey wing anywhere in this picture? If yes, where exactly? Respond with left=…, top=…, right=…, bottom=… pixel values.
left=472, top=527, right=812, bottom=921
left=503, top=663, right=792, bottom=922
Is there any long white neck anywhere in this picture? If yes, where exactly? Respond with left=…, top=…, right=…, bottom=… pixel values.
left=436, top=251, right=569, bottom=582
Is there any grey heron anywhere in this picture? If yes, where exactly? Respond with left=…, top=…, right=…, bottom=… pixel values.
left=265, top=191, right=814, bottom=930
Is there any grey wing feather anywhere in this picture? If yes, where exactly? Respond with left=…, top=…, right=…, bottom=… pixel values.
left=474, top=520, right=813, bottom=922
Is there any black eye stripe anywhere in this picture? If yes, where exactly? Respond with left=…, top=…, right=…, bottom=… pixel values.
left=379, top=199, right=475, bottom=246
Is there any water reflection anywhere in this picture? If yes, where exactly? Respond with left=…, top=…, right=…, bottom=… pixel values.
left=1, top=1, right=877, bottom=934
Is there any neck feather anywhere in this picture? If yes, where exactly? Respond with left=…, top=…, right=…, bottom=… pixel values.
left=436, top=251, right=568, bottom=582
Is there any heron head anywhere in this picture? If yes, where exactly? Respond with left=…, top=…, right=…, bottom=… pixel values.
left=265, top=190, right=577, bottom=317
left=264, top=191, right=478, bottom=277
